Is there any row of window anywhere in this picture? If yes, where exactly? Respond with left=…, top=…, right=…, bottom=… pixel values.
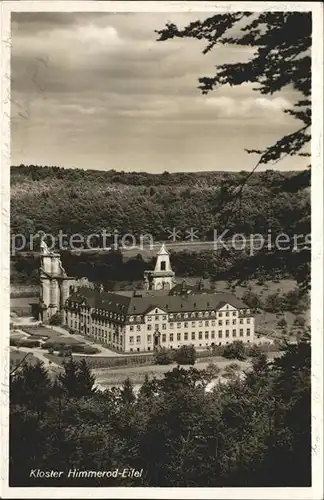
left=129, top=318, right=251, bottom=331
left=129, top=329, right=251, bottom=344
left=130, top=309, right=250, bottom=323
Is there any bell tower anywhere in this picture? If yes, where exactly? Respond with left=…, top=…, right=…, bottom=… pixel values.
left=39, top=241, right=75, bottom=322
left=144, top=243, right=175, bottom=291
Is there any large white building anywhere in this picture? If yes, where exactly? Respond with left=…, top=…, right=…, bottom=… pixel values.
left=64, top=244, right=255, bottom=353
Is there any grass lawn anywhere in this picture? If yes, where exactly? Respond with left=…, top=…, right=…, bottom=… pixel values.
left=44, top=353, right=154, bottom=368
left=93, top=358, right=251, bottom=387
left=22, top=326, right=83, bottom=344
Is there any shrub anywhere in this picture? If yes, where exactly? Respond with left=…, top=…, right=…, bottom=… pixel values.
left=294, top=315, right=306, bottom=327
left=277, top=318, right=287, bottom=329
left=154, top=348, right=173, bottom=365
left=11, top=338, right=40, bottom=348
left=247, top=344, right=262, bottom=358
left=173, top=345, right=197, bottom=365
left=226, top=362, right=241, bottom=371
left=205, top=363, right=221, bottom=378
left=223, top=341, right=247, bottom=361
left=49, top=312, right=62, bottom=326
left=71, top=344, right=99, bottom=355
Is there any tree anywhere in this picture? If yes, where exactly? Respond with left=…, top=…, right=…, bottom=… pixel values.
left=294, top=315, right=306, bottom=327
left=173, top=345, right=197, bottom=365
left=156, top=12, right=311, bottom=292
left=76, top=358, right=97, bottom=396
left=223, top=341, right=247, bottom=361
left=242, top=290, right=262, bottom=310
left=58, top=358, right=96, bottom=398
left=277, top=317, right=288, bottom=329
left=10, top=360, right=51, bottom=408
left=157, top=12, right=311, bottom=167
left=121, top=377, right=136, bottom=404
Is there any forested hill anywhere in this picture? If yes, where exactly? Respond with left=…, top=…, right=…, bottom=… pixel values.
left=11, top=165, right=310, bottom=241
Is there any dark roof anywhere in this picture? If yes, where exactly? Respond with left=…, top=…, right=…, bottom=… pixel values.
left=68, top=286, right=248, bottom=316
left=169, top=282, right=213, bottom=296
left=68, top=287, right=131, bottom=314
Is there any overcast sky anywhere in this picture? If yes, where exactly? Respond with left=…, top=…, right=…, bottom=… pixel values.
left=11, top=12, right=308, bottom=173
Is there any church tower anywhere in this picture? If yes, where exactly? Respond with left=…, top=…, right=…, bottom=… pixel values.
left=39, top=241, right=75, bottom=322
left=144, top=243, right=175, bottom=291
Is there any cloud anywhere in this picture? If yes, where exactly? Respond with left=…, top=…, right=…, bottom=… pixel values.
left=10, top=12, right=307, bottom=172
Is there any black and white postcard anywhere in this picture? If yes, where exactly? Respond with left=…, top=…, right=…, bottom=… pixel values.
left=1, top=1, right=323, bottom=499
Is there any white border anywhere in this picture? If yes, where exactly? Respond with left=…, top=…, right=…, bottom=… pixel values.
left=1, top=2, right=323, bottom=499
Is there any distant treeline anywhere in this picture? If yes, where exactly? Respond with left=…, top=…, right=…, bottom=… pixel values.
left=11, top=165, right=310, bottom=240
left=11, top=247, right=309, bottom=290
left=10, top=165, right=310, bottom=289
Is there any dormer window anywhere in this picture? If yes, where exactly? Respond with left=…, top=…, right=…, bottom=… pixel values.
left=129, top=316, right=134, bottom=322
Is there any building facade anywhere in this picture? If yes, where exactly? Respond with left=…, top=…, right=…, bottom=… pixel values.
left=39, top=241, right=92, bottom=322
left=144, top=243, right=175, bottom=291
left=64, top=245, right=255, bottom=353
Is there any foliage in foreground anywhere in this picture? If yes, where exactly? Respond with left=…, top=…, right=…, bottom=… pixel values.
left=10, top=336, right=311, bottom=487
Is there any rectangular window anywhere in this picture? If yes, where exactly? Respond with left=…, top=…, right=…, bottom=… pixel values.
left=240, top=319, right=244, bottom=324
left=226, top=320, right=230, bottom=325
left=184, top=332, right=188, bottom=340
left=233, top=329, right=236, bottom=337
left=136, top=325, right=141, bottom=331
left=218, top=331, right=222, bottom=338
left=155, top=315, right=159, bottom=321
left=232, top=319, right=236, bottom=325
left=191, top=332, right=195, bottom=340
left=147, top=316, right=152, bottom=321
left=205, top=321, right=209, bottom=326
left=218, top=312, right=223, bottom=317
left=199, top=331, right=203, bottom=339
left=162, top=334, right=166, bottom=342
left=211, top=331, right=215, bottom=339
left=155, top=324, right=159, bottom=330
left=219, top=320, right=223, bottom=326
left=232, top=311, right=237, bottom=316
left=147, top=324, right=152, bottom=331
left=147, top=335, right=152, bottom=343
left=225, top=330, right=229, bottom=337
left=162, top=315, right=167, bottom=320
left=191, top=321, right=196, bottom=327
left=247, top=318, right=251, bottom=324
left=177, top=322, right=181, bottom=328
left=136, top=336, right=141, bottom=343
left=170, top=333, right=174, bottom=342
left=226, top=311, right=230, bottom=316
left=247, top=329, right=251, bottom=336
left=205, top=331, right=209, bottom=339
left=199, top=321, right=203, bottom=327
left=184, top=321, right=188, bottom=328
left=240, top=329, right=244, bottom=336
left=170, top=322, right=174, bottom=328
left=211, top=320, right=215, bottom=326
left=162, top=324, right=166, bottom=330
left=177, top=332, right=181, bottom=341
